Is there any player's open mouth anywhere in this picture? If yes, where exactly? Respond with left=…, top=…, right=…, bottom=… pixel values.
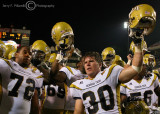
left=87, top=68, right=91, bottom=71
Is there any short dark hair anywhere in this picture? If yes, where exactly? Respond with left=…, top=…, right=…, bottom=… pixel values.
left=16, top=46, right=30, bottom=53
left=83, top=51, right=102, bottom=64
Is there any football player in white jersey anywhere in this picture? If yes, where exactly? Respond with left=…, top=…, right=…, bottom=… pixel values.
left=50, top=54, right=86, bottom=114
left=42, top=53, right=65, bottom=114
left=50, top=21, right=86, bottom=114
left=120, top=54, right=160, bottom=114
left=69, top=46, right=143, bottom=114
left=0, top=46, right=43, bottom=114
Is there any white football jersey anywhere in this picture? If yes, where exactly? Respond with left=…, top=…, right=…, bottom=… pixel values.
left=60, top=66, right=86, bottom=111
left=120, top=73, right=159, bottom=113
left=0, top=58, right=43, bottom=114
left=70, top=64, right=123, bottom=114
left=43, top=84, right=65, bottom=109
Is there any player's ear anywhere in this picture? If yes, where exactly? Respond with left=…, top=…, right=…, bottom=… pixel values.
left=99, top=62, right=102, bottom=70
left=15, top=52, right=19, bottom=58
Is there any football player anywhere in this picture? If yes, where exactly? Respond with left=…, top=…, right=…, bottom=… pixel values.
left=0, top=46, right=43, bottom=114
left=70, top=47, right=142, bottom=113
left=120, top=54, right=160, bottom=114
left=42, top=53, right=65, bottom=114
left=50, top=22, right=86, bottom=114
left=70, top=3, right=156, bottom=113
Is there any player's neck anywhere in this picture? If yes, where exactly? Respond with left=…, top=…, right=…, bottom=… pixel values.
left=133, top=75, right=143, bottom=80
left=87, top=71, right=100, bottom=80
left=18, top=62, right=29, bottom=68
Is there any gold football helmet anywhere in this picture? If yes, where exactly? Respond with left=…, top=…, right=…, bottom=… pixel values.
left=31, top=40, right=49, bottom=66
left=51, top=22, right=74, bottom=50
left=101, top=47, right=116, bottom=67
left=32, top=40, right=47, bottom=50
left=3, top=45, right=15, bottom=59
left=112, top=55, right=122, bottom=62
left=143, top=54, right=156, bottom=68
left=0, top=40, right=6, bottom=57
left=112, top=55, right=125, bottom=67
left=129, top=4, right=156, bottom=35
left=125, top=100, right=149, bottom=114
left=8, top=49, right=17, bottom=60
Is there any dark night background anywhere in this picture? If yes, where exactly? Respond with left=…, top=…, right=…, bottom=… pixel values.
left=0, top=0, right=160, bottom=62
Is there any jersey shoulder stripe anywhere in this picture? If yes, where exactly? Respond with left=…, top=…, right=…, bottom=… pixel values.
left=150, top=73, right=157, bottom=86
left=70, top=83, right=82, bottom=90
left=121, top=83, right=131, bottom=89
left=36, top=75, right=43, bottom=78
left=66, top=66, right=74, bottom=75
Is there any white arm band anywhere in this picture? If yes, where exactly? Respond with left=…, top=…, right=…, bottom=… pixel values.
left=131, top=65, right=142, bottom=73
left=134, top=45, right=142, bottom=53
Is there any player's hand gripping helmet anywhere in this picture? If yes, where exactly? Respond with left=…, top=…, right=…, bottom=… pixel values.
left=129, top=4, right=156, bottom=37
left=51, top=22, right=74, bottom=50
left=31, top=40, right=50, bottom=66
left=48, top=53, right=57, bottom=67
left=101, top=47, right=115, bottom=67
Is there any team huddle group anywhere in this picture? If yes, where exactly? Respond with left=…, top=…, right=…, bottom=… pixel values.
left=0, top=3, right=159, bottom=114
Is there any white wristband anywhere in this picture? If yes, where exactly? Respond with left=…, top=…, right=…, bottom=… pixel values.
left=132, top=65, right=142, bottom=73
left=127, top=60, right=131, bottom=65
left=134, top=46, right=142, bottom=53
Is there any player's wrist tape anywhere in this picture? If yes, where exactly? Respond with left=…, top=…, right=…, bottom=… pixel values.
left=132, top=65, right=142, bottom=73
left=134, top=45, right=142, bottom=53
left=127, top=60, right=131, bottom=65
left=56, top=54, right=63, bottom=63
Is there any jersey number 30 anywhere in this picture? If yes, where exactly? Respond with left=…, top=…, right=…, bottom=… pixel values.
left=83, top=85, right=114, bottom=113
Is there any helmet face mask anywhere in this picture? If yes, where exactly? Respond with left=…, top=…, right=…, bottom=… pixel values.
left=102, top=54, right=115, bottom=67
left=58, top=35, right=74, bottom=50
left=32, top=50, right=45, bottom=61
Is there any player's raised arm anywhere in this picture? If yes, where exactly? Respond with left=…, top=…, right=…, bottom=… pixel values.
left=119, top=4, right=156, bottom=83
left=119, top=43, right=143, bottom=83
